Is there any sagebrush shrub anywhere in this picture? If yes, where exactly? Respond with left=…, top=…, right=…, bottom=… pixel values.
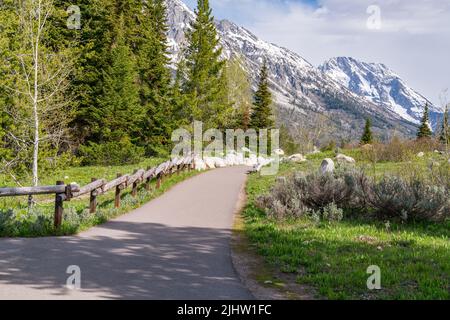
left=257, top=167, right=449, bottom=223
left=362, top=176, right=449, bottom=222
left=322, top=203, right=344, bottom=222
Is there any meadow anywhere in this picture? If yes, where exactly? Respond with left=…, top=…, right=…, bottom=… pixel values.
left=242, top=148, right=449, bottom=300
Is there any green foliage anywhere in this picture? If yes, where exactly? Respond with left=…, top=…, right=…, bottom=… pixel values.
left=78, top=137, right=145, bottom=166
left=417, top=103, right=433, bottom=139
left=182, top=0, right=232, bottom=129
left=96, top=18, right=144, bottom=144
left=137, top=0, right=177, bottom=156
left=250, top=61, right=274, bottom=129
left=439, top=105, right=449, bottom=145
left=279, top=126, right=300, bottom=155
left=360, top=118, right=373, bottom=144
left=226, top=56, right=253, bottom=129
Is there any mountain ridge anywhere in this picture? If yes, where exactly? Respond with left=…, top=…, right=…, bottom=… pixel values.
left=166, top=0, right=437, bottom=141
left=319, top=57, right=442, bottom=129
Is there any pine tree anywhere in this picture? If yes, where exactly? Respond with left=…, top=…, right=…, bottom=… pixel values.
left=360, top=118, right=373, bottom=144
left=439, top=105, right=449, bottom=145
left=64, top=0, right=118, bottom=145
left=137, top=0, right=175, bottom=156
left=96, top=15, right=144, bottom=143
left=250, top=60, right=274, bottom=129
left=417, top=103, right=433, bottom=139
left=183, top=0, right=231, bottom=129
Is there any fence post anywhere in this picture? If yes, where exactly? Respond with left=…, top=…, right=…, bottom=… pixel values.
left=89, top=178, right=98, bottom=213
left=156, top=173, right=162, bottom=189
left=132, top=170, right=138, bottom=197
left=145, top=166, right=151, bottom=191
left=54, top=180, right=65, bottom=229
left=115, top=173, right=122, bottom=208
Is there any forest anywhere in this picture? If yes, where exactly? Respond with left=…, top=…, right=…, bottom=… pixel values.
left=0, top=0, right=273, bottom=186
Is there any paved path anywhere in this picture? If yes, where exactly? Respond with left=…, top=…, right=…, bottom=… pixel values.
left=0, top=166, right=253, bottom=300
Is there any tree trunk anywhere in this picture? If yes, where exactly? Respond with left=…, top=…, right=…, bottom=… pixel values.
left=32, top=2, right=41, bottom=187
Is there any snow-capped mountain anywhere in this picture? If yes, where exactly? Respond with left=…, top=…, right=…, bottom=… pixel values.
left=319, top=57, right=442, bottom=129
left=166, top=0, right=426, bottom=140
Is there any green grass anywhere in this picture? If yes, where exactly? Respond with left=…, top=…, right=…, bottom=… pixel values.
left=242, top=152, right=450, bottom=300
left=0, top=158, right=199, bottom=237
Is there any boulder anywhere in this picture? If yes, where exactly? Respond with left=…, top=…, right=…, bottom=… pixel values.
left=213, top=157, right=226, bottom=168
left=273, top=148, right=285, bottom=156
left=194, top=158, right=207, bottom=171
left=335, top=153, right=356, bottom=164
left=235, top=153, right=245, bottom=165
left=320, top=158, right=335, bottom=174
left=417, top=152, right=425, bottom=158
left=224, top=153, right=236, bottom=166
left=244, top=154, right=258, bottom=167
left=288, top=154, right=307, bottom=163
left=203, top=157, right=216, bottom=169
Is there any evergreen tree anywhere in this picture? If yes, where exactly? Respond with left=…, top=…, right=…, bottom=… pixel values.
left=439, top=105, right=449, bottom=145
left=137, top=0, right=175, bottom=156
left=250, top=60, right=274, bottom=129
left=417, top=103, right=433, bottom=139
left=62, top=0, right=118, bottom=145
left=96, top=16, right=144, bottom=143
left=360, top=118, right=373, bottom=144
left=183, top=0, right=231, bottom=129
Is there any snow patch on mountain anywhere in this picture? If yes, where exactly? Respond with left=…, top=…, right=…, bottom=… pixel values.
left=166, top=0, right=432, bottom=139
left=319, top=57, right=442, bottom=128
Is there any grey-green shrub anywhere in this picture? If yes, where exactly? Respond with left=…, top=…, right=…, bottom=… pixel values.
left=257, top=167, right=449, bottom=223
left=362, top=176, right=449, bottom=222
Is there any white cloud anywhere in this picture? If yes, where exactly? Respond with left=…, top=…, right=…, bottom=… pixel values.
left=194, top=0, right=450, bottom=105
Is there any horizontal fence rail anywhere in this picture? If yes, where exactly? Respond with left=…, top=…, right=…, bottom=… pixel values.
left=0, top=156, right=195, bottom=229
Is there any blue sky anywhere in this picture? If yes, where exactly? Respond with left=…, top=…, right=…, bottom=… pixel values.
left=181, top=0, right=450, bottom=106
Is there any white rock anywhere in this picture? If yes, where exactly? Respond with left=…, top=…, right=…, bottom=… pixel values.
left=225, top=153, right=237, bottom=166
left=320, top=158, right=335, bottom=174
left=273, top=148, right=285, bottom=156
left=335, top=153, right=356, bottom=164
left=244, top=154, right=258, bottom=167
left=213, top=157, right=226, bottom=168
left=235, top=153, right=245, bottom=165
left=204, top=157, right=216, bottom=169
left=417, top=152, right=425, bottom=158
left=194, top=158, right=207, bottom=171
left=288, top=154, right=307, bottom=163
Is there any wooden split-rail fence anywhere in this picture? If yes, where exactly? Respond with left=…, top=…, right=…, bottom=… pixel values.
left=0, top=156, right=195, bottom=228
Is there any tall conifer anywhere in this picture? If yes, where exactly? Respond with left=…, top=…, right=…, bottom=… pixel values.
left=417, top=103, right=433, bottom=139
left=250, top=61, right=274, bottom=129
left=360, top=118, right=373, bottom=144
left=183, top=0, right=231, bottom=129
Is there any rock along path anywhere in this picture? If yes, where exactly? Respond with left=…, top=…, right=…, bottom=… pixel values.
left=0, top=166, right=254, bottom=300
